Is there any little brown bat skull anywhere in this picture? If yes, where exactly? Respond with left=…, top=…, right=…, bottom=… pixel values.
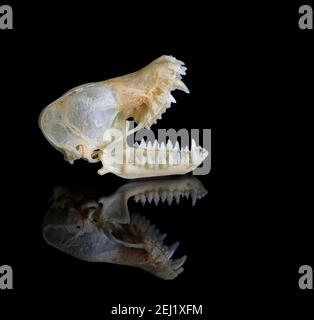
left=39, top=55, right=208, bottom=178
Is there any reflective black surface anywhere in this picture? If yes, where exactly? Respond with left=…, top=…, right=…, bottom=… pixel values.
left=1, top=1, right=313, bottom=319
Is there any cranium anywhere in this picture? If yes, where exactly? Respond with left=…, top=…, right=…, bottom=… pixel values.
left=39, top=55, right=208, bottom=178
left=42, top=176, right=207, bottom=280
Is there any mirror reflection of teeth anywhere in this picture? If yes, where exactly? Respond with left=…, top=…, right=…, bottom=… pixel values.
left=42, top=176, right=207, bottom=280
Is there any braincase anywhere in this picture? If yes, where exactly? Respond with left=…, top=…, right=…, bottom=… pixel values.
left=40, top=83, right=118, bottom=148
left=65, top=84, right=118, bottom=140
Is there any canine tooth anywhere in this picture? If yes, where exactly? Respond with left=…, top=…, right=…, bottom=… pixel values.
left=175, top=79, right=190, bottom=93
left=166, top=241, right=180, bottom=260
left=161, top=191, right=167, bottom=203
left=153, top=193, right=160, bottom=205
left=140, top=138, right=146, bottom=148
left=172, top=255, right=187, bottom=269
left=174, top=191, right=181, bottom=204
left=140, top=195, right=146, bottom=205
left=191, top=192, right=197, bottom=206
left=167, top=193, right=173, bottom=205
left=147, top=192, right=154, bottom=203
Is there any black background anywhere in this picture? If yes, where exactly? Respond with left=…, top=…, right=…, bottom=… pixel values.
left=0, top=1, right=313, bottom=318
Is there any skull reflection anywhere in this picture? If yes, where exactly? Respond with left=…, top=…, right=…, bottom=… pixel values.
left=42, top=177, right=207, bottom=279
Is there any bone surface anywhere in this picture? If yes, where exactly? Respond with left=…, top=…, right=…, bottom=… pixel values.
left=42, top=176, right=207, bottom=280
left=39, top=56, right=208, bottom=178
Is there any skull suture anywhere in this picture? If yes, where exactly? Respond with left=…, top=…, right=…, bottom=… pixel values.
left=42, top=177, right=207, bottom=279
left=39, top=56, right=208, bottom=179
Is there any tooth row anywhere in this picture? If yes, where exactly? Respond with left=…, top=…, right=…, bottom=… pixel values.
left=133, top=188, right=207, bottom=206
left=132, top=138, right=206, bottom=166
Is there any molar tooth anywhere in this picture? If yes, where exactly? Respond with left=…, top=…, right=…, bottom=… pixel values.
left=140, top=138, right=146, bottom=148
left=191, top=192, right=197, bottom=206
left=174, top=191, right=181, bottom=204
left=176, top=151, right=181, bottom=164
left=147, top=192, right=154, bottom=203
left=167, top=140, right=173, bottom=150
left=158, top=143, right=167, bottom=164
left=153, top=193, right=160, bottom=205
left=140, top=194, right=146, bottom=206
left=169, top=150, right=177, bottom=165
left=153, top=140, right=158, bottom=150
left=167, top=192, right=173, bottom=205
left=161, top=191, right=167, bottom=203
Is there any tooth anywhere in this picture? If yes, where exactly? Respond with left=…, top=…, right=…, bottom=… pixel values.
left=172, top=255, right=187, bottom=269
left=181, top=146, right=189, bottom=165
left=174, top=191, right=181, bottom=204
left=169, top=94, right=176, bottom=103
left=191, top=192, right=197, bottom=206
left=191, top=139, right=197, bottom=150
left=175, top=79, right=190, bottom=93
left=153, top=140, right=158, bottom=150
left=167, top=139, right=173, bottom=149
left=159, top=233, right=167, bottom=241
left=167, top=193, right=173, bottom=205
left=167, top=192, right=173, bottom=205
left=140, top=195, right=146, bottom=205
left=136, top=148, right=147, bottom=166
left=174, top=141, right=180, bottom=151
left=147, top=192, right=154, bottom=203
left=184, top=191, right=189, bottom=199
left=158, top=142, right=167, bottom=164
left=134, top=142, right=139, bottom=147
left=134, top=195, right=140, bottom=203
left=176, top=151, right=181, bottom=164
left=166, top=241, right=180, bottom=260
left=147, top=141, right=152, bottom=149
left=153, top=193, right=160, bottom=205
left=140, top=138, right=146, bottom=148
left=169, top=150, right=177, bottom=165
left=161, top=191, right=167, bottom=203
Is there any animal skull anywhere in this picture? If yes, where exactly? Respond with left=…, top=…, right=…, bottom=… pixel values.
left=42, top=176, right=208, bottom=279
left=39, top=55, right=208, bottom=178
